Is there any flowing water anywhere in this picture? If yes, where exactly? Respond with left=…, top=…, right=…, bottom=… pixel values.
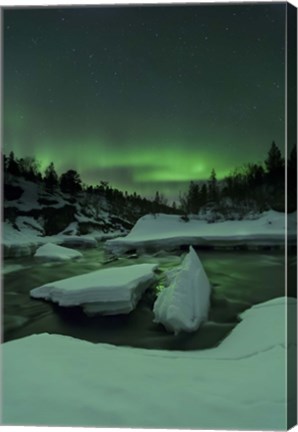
left=2, top=244, right=296, bottom=351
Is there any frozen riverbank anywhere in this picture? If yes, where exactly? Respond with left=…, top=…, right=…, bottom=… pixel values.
left=3, top=210, right=296, bottom=258
left=2, top=297, right=296, bottom=429
left=106, top=210, right=296, bottom=254
left=2, top=219, right=123, bottom=258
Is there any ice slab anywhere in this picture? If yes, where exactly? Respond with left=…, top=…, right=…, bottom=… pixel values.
left=30, top=263, right=157, bottom=315
left=153, top=246, right=211, bottom=334
left=34, top=243, right=83, bottom=261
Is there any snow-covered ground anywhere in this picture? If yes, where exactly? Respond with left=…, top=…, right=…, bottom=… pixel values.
left=3, top=208, right=295, bottom=258
left=154, top=246, right=211, bottom=334
left=106, top=210, right=296, bottom=254
left=2, top=296, right=295, bottom=429
left=30, top=263, right=158, bottom=315
left=2, top=219, right=127, bottom=258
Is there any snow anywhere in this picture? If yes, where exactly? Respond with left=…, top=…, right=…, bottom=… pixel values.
left=59, top=221, right=79, bottom=235
left=15, top=216, right=44, bottom=234
left=2, top=221, right=99, bottom=258
left=2, top=221, right=44, bottom=258
left=4, top=179, right=41, bottom=211
left=2, top=297, right=295, bottom=429
left=106, top=210, right=296, bottom=254
left=153, top=246, right=211, bottom=334
left=30, top=263, right=158, bottom=315
left=34, top=243, right=83, bottom=262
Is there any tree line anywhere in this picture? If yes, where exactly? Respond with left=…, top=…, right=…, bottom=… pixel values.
left=2, top=152, right=177, bottom=222
left=2, top=141, right=296, bottom=222
left=179, top=141, right=296, bottom=216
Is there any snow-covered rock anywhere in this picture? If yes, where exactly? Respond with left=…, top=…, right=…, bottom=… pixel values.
left=30, top=263, right=157, bottom=315
left=106, top=211, right=296, bottom=254
left=2, top=297, right=295, bottom=429
left=2, top=221, right=98, bottom=258
left=153, top=246, right=210, bottom=334
left=2, top=221, right=44, bottom=258
left=34, top=243, right=83, bottom=262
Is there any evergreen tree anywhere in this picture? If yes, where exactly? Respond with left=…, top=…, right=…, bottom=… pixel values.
left=60, top=169, right=82, bottom=195
left=7, top=151, right=20, bottom=176
left=2, top=153, right=7, bottom=172
left=154, top=191, right=161, bottom=206
left=288, top=145, right=297, bottom=178
left=264, top=142, right=285, bottom=210
left=187, top=181, right=200, bottom=213
left=265, top=141, right=284, bottom=183
left=208, top=168, right=219, bottom=203
left=200, top=183, right=208, bottom=206
left=245, top=163, right=265, bottom=189
left=23, top=157, right=41, bottom=182
left=44, top=162, right=59, bottom=192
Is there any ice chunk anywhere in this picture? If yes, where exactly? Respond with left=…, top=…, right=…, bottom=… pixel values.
left=30, top=263, right=157, bottom=315
left=153, top=246, right=210, bottom=334
left=34, top=243, right=83, bottom=261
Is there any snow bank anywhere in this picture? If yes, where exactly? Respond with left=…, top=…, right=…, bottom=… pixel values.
left=2, top=297, right=295, bottom=429
left=2, top=221, right=99, bottom=258
left=34, top=243, right=83, bottom=262
left=106, top=210, right=296, bottom=254
left=154, top=246, right=210, bottom=334
left=30, top=263, right=157, bottom=315
left=2, top=221, right=44, bottom=258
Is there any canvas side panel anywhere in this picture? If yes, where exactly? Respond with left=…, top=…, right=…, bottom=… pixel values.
left=286, top=2, right=297, bottom=429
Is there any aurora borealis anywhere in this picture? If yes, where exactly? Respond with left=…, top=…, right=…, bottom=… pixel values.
left=3, top=3, right=286, bottom=200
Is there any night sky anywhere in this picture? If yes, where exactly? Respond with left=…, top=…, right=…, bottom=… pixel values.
left=4, top=3, right=286, bottom=200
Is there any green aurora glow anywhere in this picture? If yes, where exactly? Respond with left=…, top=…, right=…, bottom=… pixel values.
left=3, top=4, right=286, bottom=200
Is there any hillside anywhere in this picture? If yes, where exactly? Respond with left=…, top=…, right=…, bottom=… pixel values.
left=3, top=176, right=134, bottom=258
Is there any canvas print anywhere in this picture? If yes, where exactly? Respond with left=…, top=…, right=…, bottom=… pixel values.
left=1, top=1, right=297, bottom=430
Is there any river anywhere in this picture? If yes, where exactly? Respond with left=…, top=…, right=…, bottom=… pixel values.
left=3, top=245, right=296, bottom=351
